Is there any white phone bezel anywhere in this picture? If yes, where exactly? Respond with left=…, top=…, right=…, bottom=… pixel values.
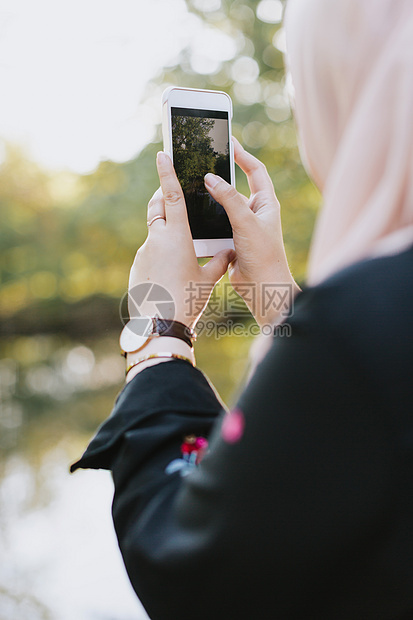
left=162, top=86, right=235, bottom=258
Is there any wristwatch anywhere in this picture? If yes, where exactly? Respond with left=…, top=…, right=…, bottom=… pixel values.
left=120, top=317, right=196, bottom=355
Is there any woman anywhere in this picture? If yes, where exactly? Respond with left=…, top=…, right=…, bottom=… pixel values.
left=71, top=0, right=413, bottom=618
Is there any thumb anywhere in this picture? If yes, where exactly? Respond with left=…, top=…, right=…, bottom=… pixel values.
left=202, top=248, right=236, bottom=283
left=204, top=173, right=252, bottom=234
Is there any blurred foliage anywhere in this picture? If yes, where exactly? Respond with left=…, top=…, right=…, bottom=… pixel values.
left=0, top=3, right=323, bottom=615
left=0, top=0, right=322, bottom=459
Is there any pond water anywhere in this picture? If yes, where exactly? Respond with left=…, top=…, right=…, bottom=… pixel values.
left=0, top=330, right=252, bottom=618
left=0, top=450, right=149, bottom=620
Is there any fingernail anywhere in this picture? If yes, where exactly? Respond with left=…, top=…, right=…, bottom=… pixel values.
left=157, top=151, right=171, bottom=166
left=204, top=173, right=219, bottom=188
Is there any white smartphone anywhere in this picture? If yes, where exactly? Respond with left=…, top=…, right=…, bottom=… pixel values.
left=162, top=86, right=235, bottom=257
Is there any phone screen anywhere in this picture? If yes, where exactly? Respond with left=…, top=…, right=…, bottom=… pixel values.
left=171, top=107, right=233, bottom=240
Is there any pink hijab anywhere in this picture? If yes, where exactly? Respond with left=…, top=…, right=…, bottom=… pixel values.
left=284, top=0, right=413, bottom=285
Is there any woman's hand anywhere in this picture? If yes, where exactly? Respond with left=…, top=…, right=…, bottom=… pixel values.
left=204, top=138, right=300, bottom=327
left=128, top=152, right=235, bottom=329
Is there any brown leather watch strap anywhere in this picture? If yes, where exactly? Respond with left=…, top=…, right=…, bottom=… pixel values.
left=152, top=317, right=196, bottom=349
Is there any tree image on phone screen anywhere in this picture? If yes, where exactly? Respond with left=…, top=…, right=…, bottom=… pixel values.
left=171, top=107, right=233, bottom=240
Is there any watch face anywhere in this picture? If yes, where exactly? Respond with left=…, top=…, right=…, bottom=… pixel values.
left=120, top=317, right=153, bottom=353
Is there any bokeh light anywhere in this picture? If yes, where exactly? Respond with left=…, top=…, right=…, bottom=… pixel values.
left=231, top=56, right=260, bottom=84
left=256, top=0, right=284, bottom=24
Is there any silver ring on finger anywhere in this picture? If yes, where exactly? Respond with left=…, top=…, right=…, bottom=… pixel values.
left=147, top=214, right=166, bottom=227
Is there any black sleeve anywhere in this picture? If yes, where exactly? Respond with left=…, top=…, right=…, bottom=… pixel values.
left=70, top=360, right=225, bottom=473
left=71, top=290, right=398, bottom=620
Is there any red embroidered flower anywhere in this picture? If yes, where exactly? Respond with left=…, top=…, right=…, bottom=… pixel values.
left=180, top=435, right=208, bottom=464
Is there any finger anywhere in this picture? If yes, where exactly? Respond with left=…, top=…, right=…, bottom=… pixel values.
left=147, top=187, right=166, bottom=228
left=204, top=173, right=254, bottom=234
left=202, top=249, right=236, bottom=283
left=232, top=137, right=275, bottom=197
left=156, top=152, right=190, bottom=230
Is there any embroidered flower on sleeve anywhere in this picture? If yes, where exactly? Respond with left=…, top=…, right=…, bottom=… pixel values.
left=165, top=408, right=246, bottom=477
left=165, top=435, right=209, bottom=477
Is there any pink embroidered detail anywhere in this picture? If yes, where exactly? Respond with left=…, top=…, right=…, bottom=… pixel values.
left=180, top=435, right=208, bottom=465
left=221, top=408, right=245, bottom=444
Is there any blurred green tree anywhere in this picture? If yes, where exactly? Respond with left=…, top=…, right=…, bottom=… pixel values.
left=0, top=0, right=323, bottom=427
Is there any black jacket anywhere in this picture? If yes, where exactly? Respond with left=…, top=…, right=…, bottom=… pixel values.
left=71, top=247, right=413, bottom=620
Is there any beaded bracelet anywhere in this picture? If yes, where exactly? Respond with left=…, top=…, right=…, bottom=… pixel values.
left=125, top=351, right=195, bottom=376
